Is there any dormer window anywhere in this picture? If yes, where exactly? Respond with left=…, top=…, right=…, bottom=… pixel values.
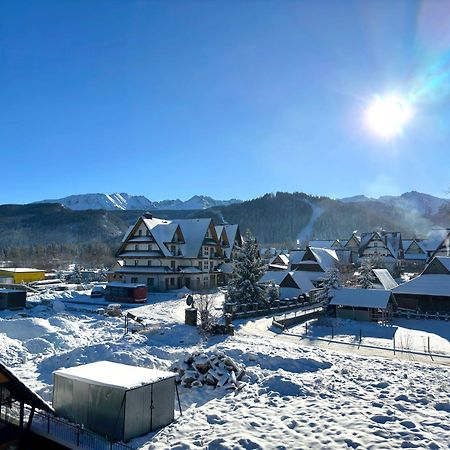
left=138, top=229, right=142, bottom=236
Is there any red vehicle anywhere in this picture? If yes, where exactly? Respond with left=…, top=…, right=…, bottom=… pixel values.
left=104, top=282, right=147, bottom=304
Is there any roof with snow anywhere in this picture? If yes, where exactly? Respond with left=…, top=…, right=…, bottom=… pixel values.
left=259, top=271, right=288, bottom=285
left=305, top=247, right=339, bottom=271
left=308, top=240, right=335, bottom=249
left=174, top=218, right=214, bottom=258
left=289, top=250, right=305, bottom=266
left=0, top=361, right=53, bottom=413
left=54, top=361, right=175, bottom=390
left=372, top=269, right=398, bottom=290
left=0, top=268, right=45, bottom=273
left=392, top=274, right=450, bottom=297
left=329, top=288, right=392, bottom=309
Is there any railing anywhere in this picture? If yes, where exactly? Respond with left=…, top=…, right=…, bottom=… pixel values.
left=394, top=308, right=450, bottom=321
left=0, top=403, right=135, bottom=450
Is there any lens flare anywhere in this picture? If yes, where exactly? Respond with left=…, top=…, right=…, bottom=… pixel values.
left=365, top=96, right=412, bottom=138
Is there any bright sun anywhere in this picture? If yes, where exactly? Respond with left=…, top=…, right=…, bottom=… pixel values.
left=365, top=95, right=412, bottom=138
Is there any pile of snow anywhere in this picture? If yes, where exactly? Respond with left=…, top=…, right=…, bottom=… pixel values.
left=171, top=351, right=245, bottom=390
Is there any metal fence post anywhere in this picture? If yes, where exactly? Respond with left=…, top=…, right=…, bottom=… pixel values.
left=331, top=326, right=334, bottom=340
left=359, top=329, right=362, bottom=343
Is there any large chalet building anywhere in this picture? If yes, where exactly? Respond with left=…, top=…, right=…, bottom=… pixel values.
left=113, top=213, right=242, bottom=291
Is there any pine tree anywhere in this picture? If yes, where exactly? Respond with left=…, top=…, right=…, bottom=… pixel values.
left=317, top=268, right=341, bottom=304
left=226, top=231, right=268, bottom=307
left=357, top=258, right=375, bottom=288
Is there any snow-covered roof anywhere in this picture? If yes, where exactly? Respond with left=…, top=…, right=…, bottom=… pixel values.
left=436, top=256, right=450, bottom=272
left=289, top=250, right=305, bottom=266
left=143, top=218, right=178, bottom=257
left=308, top=240, right=334, bottom=249
left=372, top=269, right=398, bottom=290
left=178, top=266, right=203, bottom=274
left=392, top=274, right=450, bottom=297
left=54, top=361, right=175, bottom=390
left=423, top=229, right=450, bottom=252
left=308, top=247, right=339, bottom=270
left=270, top=254, right=289, bottom=265
left=0, top=268, right=45, bottom=273
left=288, top=271, right=314, bottom=293
left=329, top=288, right=392, bottom=309
left=116, top=266, right=171, bottom=274
left=222, top=224, right=240, bottom=259
left=175, top=218, right=213, bottom=258
left=259, top=271, right=287, bottom=285
left=107, top=282, right=146, bottom=288
left=217, top=262, right=234, bottom=274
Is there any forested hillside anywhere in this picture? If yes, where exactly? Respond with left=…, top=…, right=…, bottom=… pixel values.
left=0, top=192, right=448, bottom=268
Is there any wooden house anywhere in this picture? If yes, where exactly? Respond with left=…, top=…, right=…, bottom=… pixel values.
left=392, top=256, right=450, bottom=312
left=329, top=288, right=395, bottom=322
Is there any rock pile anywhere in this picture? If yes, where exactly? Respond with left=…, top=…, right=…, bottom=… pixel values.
left=171, top=351, right=245, bottom=390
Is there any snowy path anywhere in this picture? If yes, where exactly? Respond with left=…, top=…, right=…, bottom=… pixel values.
left=237, top=316, right=450, bottom=367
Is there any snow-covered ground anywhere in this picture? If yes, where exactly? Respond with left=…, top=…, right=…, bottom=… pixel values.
left=1, top=289, right=450, bottom=449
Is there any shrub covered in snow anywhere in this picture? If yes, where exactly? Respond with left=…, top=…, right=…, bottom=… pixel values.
left=171, top=351, right=245, bottom=390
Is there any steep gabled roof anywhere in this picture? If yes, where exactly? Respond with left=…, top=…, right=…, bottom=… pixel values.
left=0, top=361, right=53, bottom=413
left=175, top=218, right=213, bottom=258
left=143, top=217, right=180, bottom=257
left=289, top=250, right=306, bottom=266
left=308, top=247, right=339, bottom=271
left=372, top=268, right=398, bottom=290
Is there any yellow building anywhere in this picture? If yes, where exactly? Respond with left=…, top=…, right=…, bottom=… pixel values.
left=0, top=268, right=45, bottom=284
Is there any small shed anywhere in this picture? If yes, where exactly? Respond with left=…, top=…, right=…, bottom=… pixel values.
left=53, top=361, right=176, bottom=442
left=0, top=289, right=27, bottom=310
left=0, top=268, right=45, bottom=284
left=329, top=288, right=394, bottom=322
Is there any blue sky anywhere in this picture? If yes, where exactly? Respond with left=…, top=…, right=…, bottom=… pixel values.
left=1, top=0, right=450, bottom=204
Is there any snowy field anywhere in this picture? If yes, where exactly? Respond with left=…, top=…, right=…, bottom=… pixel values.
left=289, top=317, right=450, bottom=356
left=1, top=289, right=450, bottom=449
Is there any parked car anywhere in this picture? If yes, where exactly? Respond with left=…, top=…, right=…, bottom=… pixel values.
left=91, top=285, right=106, bottom=298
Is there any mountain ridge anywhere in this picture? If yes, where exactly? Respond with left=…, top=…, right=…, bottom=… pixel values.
left=36, top=193, right=242, bottom=211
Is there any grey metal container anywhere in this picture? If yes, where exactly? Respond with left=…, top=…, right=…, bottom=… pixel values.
left=0, top=289, right=26, bottom=310
left=53, top=361, right=176, bottom=442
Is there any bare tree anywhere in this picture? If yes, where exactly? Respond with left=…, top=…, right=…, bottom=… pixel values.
left=195, top=293, right=220, bottom=333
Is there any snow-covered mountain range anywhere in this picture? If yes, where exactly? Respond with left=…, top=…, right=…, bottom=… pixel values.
left=36, top=193, right=242, bottom=211
left=340, top=191, right=448, bottom=217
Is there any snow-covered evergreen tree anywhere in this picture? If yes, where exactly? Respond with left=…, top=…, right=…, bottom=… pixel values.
left=267, top=281, right=279, bottom=305
left=226, top=231, right=268, bottom=306
left=317, top=268, right=341, bottom=304
left=356, top=258, right=375, bottom=288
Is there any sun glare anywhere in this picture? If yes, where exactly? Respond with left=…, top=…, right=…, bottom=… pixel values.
left=365, top=96, right=412, bottom=138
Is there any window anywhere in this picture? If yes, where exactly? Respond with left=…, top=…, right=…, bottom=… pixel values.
left=171, top=245, right=176, bottom=253
left=131, top=277, right=138, bottom=284
left=147, top=260, right=152, bottom=266
left=147, top=277, right=154, bottom=287
left=170, top=277, right=175, bottom=286
left=138, top=229, right=142, bottom=236
left=135, top=245, right=139, bottom=251
left=171, top=260, right=176, bottom=270
left=134, top=260, right=138, bottom=266
left=198, top=262, right=202, bottom=269
left=204, top=261, right=209, bottom=270
left=148, top=244, right=152, bottom=251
